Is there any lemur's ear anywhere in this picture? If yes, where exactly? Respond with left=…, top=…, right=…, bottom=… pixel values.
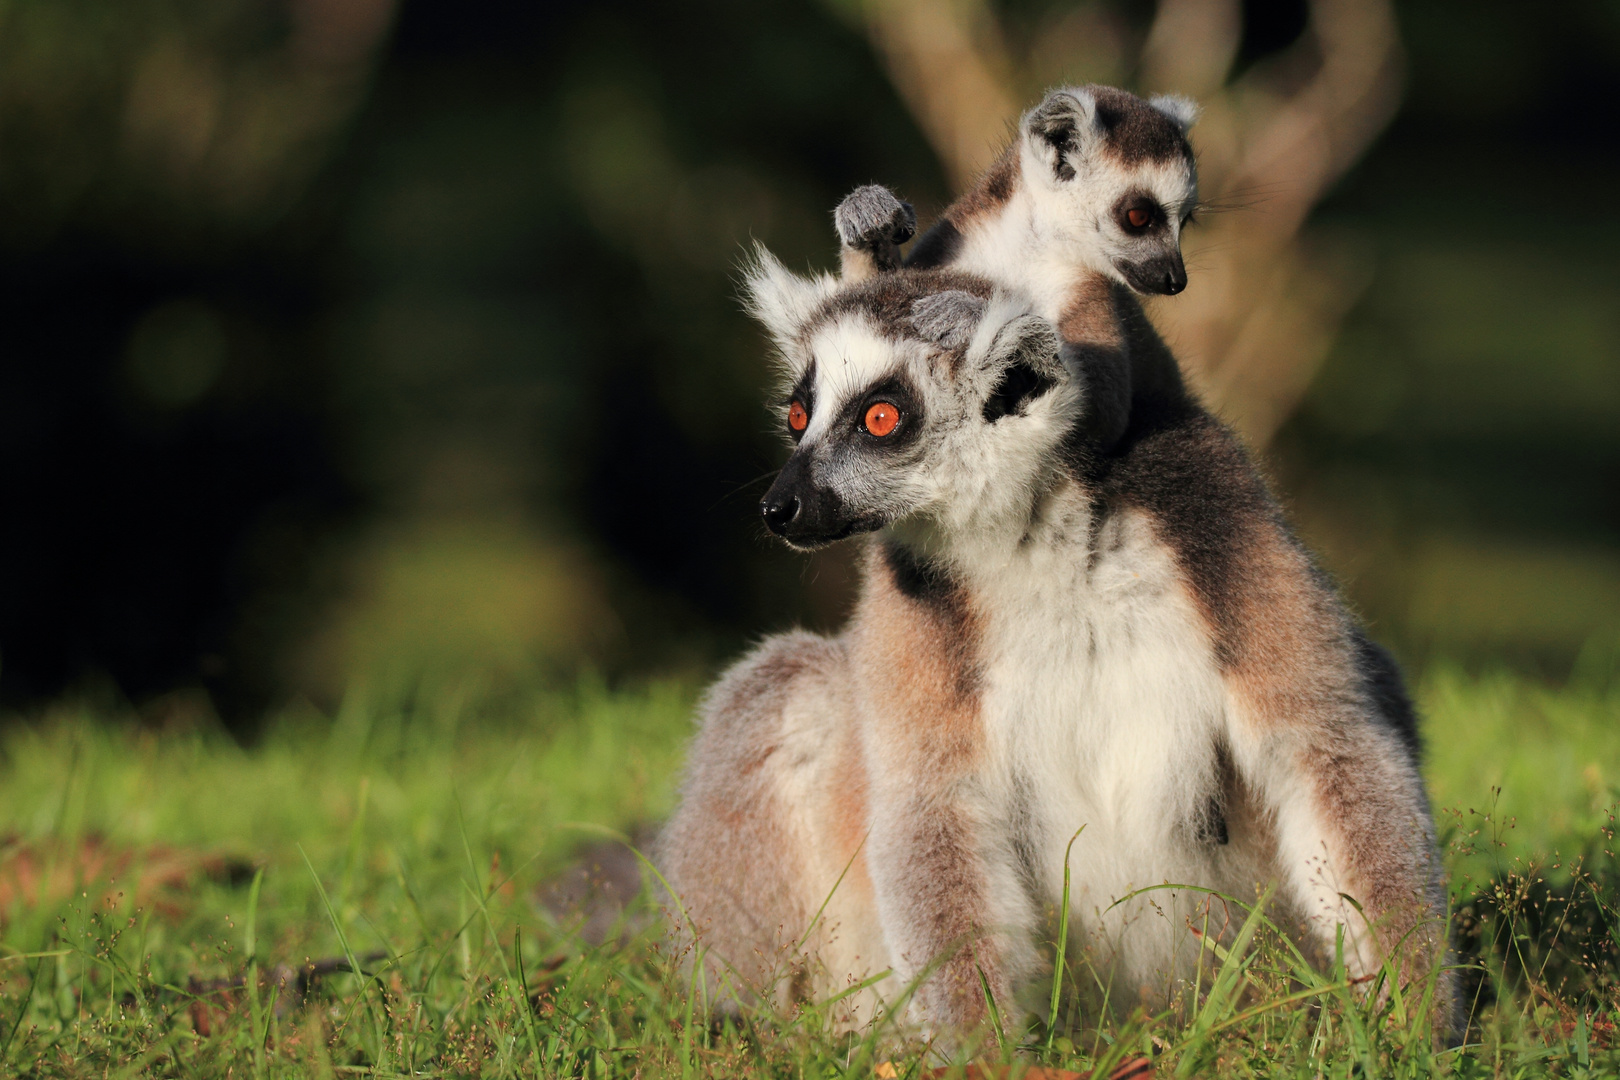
left=981, top=313, right=1061, bottom=422
left=1148, top=94, right=1200, bottom=131
left=1021, top=87, right=1098, bottom=183
left=909, top=290, right=986, bottom=349
left=987, top=314, right=1062, bottom=373
left=742, top=243, right=836, bottom=357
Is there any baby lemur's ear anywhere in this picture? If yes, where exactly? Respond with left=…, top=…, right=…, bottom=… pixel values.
left=908, top=290, right=986, bottom=349
left=1148, top=94, right=1200, bottom=131
left=1021, top=87, right=1099, bottom=183
left=741, top=243, right=837, bottom=359
left=834, top=185, right=917, bottom=283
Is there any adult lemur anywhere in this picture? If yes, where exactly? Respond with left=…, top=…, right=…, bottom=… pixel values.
left=656, top=86, right=1452, bottom=1044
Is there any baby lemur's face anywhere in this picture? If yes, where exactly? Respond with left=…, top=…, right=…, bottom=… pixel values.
left=745, top=253, right=1076, bottom=550
left=1019, top=85, right=1199, bottom=296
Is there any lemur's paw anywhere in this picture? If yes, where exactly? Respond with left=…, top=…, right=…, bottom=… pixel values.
left=834, top=185, right=916, bottom=251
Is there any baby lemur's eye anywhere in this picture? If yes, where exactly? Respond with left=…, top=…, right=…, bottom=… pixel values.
left=1114, top=192, right=1167, bottom=236
left=864, top=401, right=900, bottom=437
left=788, top=400, right=808, bottom=432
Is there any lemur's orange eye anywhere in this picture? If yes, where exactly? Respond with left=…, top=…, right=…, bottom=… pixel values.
left=864, top=401, right=899, bottom=437
left=788, top=400, right=808, bottom=432
left=1127, top=207, right=1152, bottom=228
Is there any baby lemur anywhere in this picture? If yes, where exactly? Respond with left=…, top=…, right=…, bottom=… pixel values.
left=837, top=84, right=1196, bottom=455
left=656, top=87, right=1452, bottom=1044
left=837, top=85, right=1197, bottom=295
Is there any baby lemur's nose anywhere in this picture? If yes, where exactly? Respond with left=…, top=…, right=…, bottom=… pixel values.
left=1163, top=267, right=1187, bottom=294
left=761, top=494, right=801, bottom=536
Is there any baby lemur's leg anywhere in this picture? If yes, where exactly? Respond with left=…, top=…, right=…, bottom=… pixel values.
left=834, top=185, right=917, bottom=282
left=850, top=542, right=1035, bottom=1039
left=656, top=630, right=869, bottom=1014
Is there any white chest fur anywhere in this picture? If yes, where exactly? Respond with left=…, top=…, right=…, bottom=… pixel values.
left=960, top=492, right=1268, bottom=997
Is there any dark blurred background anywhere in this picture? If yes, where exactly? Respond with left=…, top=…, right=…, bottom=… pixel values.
left=0, top=0, right=1615, bottom=733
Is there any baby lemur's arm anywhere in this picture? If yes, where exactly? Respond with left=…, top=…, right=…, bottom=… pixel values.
left=834, top=186, right=916, bottom=283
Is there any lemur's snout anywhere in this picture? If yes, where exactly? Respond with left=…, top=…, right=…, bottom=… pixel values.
left=1161, top=258, right=1187, bottom=295
left=1117, top=252, right=1188, bottom=297
left=761, top=453, right=865, bottom=548
left=761, top=493, right=800, bottom=536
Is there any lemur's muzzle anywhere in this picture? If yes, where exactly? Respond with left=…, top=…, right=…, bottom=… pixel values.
left=761, top=452, right=860, bottom=548
left=1118, top=252, right=1188, bottom=296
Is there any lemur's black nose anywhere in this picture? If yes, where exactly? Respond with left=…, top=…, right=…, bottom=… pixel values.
left=761, top=494, right=801, bottom=536
left=1162, top=267, right=1187, bottom=294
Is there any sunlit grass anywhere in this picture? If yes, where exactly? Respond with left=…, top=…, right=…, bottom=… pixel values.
left=1422, top=656, right=1620, bottom=866
left=0, top=663, right=1614, bottom=1077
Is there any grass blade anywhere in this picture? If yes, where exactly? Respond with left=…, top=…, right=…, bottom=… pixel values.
left=1045, top=825, right=1084, bottom=1054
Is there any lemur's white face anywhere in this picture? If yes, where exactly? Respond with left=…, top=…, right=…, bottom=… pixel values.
left=1018, top=86, right=1200, bottom=296
left=745, top=250, right=1077, bottom=550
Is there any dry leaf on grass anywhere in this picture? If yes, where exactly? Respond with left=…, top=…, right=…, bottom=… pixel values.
left=0, top=834, right=255, bottom=920
left=185, top=953, right=388, bottom=1036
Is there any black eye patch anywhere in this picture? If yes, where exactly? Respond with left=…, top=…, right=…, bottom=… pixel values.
left=784, top=362, right=816, bottom=442
left=831, top=372, right=923, bottom=451
left=983, top=360, right=1055, bottom=422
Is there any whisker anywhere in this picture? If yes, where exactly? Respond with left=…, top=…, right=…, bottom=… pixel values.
left=710, top=466, right=783, bottom=511
left=1192, top=184, right=1293, bottom=216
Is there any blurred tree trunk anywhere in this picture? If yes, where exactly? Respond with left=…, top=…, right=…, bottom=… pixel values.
left=117, top=0, right=398, bottom=222
left=838, top=0, right=1405, bottom=448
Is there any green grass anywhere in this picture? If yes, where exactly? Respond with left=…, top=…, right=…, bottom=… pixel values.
left=0, top=663, right=1614, bottom=1077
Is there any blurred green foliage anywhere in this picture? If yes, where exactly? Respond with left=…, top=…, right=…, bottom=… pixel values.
left=1281, top=0, right=1620, bottom=670
left=0, top=0, right=1615, bottom=722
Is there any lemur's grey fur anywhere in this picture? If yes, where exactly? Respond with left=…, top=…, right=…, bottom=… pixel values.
left=909, top=289, right=986, bottom=349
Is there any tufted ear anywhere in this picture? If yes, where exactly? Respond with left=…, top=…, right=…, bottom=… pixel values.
left=741, top=243, right=836, bottom=357
left=1020, top=87, right=1099, bottom=183
left=986, top=314, right=1062, bottom=373
left=1148, top=94, right=1200, bottom=131
left=980, top=313, right=1062, bottom=422
left=908, top=290, right=986, bottom=349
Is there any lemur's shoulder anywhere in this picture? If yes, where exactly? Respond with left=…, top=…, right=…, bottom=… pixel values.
left=1078, top=350, right=1407, bottom=743
left=1075, top=301, right=1283, bottom=657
